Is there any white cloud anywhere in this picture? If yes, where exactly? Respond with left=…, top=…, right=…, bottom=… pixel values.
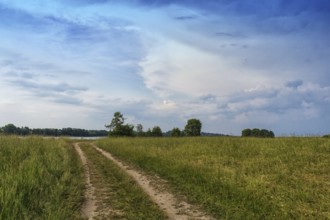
left=139, top=38, right=269, bottom=98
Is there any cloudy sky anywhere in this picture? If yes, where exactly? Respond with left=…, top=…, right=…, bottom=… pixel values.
left=0, top=0, right=329, bottom=135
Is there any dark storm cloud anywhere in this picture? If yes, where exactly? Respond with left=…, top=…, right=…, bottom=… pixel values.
left=189, top=80, right=330, bottom=123
left=225, top=82, right=330, bottom=117
left=9, top=78, right=87, bottom=94
left=132, top=0, right=330, bottom=16
left=215, top=32, right=246, bottom=38
left=0, top=5, right=47, bottom=31
left=53, top=0, right=330, bottom=36
left=285, top=80, right=303, bottom=89
left=134, top=0, right=330, bottom=35
left=54, top=0, right=330, bottom=27
left=52, top=96, right=84, bottom=105
left=6, top=77, right=86, bottom=106
left=199, top=94, right=217, bottom=103
left=174, top=15, right=198, bottom=20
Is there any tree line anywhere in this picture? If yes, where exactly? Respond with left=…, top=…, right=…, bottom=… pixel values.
left=241, top=128, right=275, bottom=138
left=0, top=124, right=108, bottom=137
left=1, top=114, right=276, bottom=138
left=106, top=112, right=202, bottom=137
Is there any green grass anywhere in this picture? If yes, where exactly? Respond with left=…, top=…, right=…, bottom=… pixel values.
left=0, top=136, right=84, bottom=220
left=80, top=143, right=166, bottom=219
left=97, top=137, right=330, bottom=219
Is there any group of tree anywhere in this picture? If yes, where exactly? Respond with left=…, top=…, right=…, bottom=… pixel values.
left=0, top=124, right=108, bottom=137
left=241, top=128, right=275, bottom=138
left=166, top=118, right=202, bottom=137
left=105, top=112, right=165, bottom=137
left=106, top=111, right=202, bottom=137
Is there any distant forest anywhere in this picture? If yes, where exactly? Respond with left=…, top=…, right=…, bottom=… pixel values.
left=0, top=124, right=108, bottom=137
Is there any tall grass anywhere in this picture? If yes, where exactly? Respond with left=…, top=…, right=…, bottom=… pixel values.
left=97, top=137, right=330, bottom=219
left=0, top=136, right=84, bottom=220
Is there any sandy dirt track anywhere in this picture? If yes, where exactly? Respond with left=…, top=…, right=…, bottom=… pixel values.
left=92, top=143, right=215, bottom=220
left=74, top=143, right=96, bottom=219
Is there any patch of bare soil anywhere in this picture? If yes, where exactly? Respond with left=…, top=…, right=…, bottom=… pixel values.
left=74, top=143, right=96, bottom=219
left=92, top=143, right=215, bottom=220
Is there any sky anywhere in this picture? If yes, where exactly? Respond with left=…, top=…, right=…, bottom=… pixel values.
left=0, top=0, right=330, bottom=135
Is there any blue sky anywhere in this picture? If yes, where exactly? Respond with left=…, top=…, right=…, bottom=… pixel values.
left=0, top=0, right=329, bottom=135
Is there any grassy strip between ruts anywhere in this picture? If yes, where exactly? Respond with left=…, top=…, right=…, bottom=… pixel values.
left=97, top=137, right=330, bottom=220
left=0, top=136, right=84, bottom=220
left=80, top=143, right=167, bottom=219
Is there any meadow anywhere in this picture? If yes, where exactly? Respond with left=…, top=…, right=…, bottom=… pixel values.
left=97, top=137, right=330, bottom=219
left=0, top=136, right=84, bottom=220
left=1, top=135, right=329, bottom=219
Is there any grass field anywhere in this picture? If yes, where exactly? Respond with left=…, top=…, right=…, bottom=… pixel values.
left=97, top=137, right=330, bottom=219
left=1, top=136, right=329, bottom=219
left=0, top=136, right=84, bottom=220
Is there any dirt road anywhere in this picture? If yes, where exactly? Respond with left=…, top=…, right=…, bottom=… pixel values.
left=74, top=143, right=97, bottom=219
left=75, top=142, right=215, bottom=219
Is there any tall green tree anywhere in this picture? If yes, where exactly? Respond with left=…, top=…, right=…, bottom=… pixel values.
left=242, top=128, right=252, bottom=137
left=19, top=126, right=31, bottom=136
left=105, top=112, right=134, bottom=136
left=251, top=128, right=261, bottom=137
left=151, top=126, right=163, bottom=137
left=3, top=124, right=18, bottom=135
left=106, top=112, right=124, bottom=130
left=136, top=124, right=144, bottom=136
left=145, top=128, right=152, bottom=137
left=120, top=124, right=135, bottom=137
left=184, top=119, right=202, bottom=136
left=171, top=127, right=182, bottom=137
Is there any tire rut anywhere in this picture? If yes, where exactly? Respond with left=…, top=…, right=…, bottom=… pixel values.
left=92, top=143, right=215, bottom=220
left=74, top=143, right=96, bottom=219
